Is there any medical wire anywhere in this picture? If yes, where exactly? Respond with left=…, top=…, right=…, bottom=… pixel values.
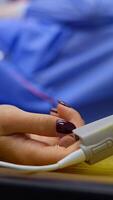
left=0, top=149, right=85, bottom=172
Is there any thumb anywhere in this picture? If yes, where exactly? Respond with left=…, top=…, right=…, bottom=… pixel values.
left=0, top=105, right=59, bottom=137
left=57, top=103, right=85, bottom=127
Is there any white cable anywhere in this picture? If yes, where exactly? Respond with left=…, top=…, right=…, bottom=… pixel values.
left=0, top=149, right=86, bottom=172
left=0, top=161, right=59, bottom=172
left=58, top=149, right=86, bottom=169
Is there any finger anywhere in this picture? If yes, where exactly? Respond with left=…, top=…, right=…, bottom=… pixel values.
left=0, top=105, right=59, bottom=137
left=58, top=134, right=77, bottom=148
left=57, top=103, right=85, bottom=127
left=0, top=134, right=80, bottom=165
left=29, top=134, right=60, bottom=146
left=50, top=105, right=82, bottom=147
left=56, top=103, right=84, bottom=147
left=30, top=134, right=77, bottom=148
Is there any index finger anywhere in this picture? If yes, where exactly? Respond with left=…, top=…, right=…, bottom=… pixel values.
left=0, top=105, right=59, bottom=137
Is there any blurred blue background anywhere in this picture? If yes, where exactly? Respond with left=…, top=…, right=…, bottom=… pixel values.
left=0, top=0, right=113, bottom=123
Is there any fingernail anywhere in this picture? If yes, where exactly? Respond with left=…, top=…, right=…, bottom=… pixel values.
left=58, top=100, right=71, bottom=108
left=50, top=108, right=58, bottom=113
left=56, top=119, right=76, bottom=134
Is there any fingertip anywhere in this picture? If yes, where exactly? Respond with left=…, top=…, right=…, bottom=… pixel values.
left=57, top=103, right=84, bottom=128
left=57, top=102, right=73, bottom=113
left=58, top=134, right=76, bottom=148
left=57, top=103, right=73, bottom=120
left=58, top=100, right=71, bottom=108
left=56, top=119, right=76, bottom=134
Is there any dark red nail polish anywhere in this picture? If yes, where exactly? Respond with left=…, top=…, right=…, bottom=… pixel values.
left=56, top=119, right=76, bottom=134
left=50, top=108, right=57, bottom=113
left=58, top=100, right=71, bottom=108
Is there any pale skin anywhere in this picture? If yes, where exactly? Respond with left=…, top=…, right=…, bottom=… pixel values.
left=0, top=104, right=84, bottom=166
left=0, top=1, right=26, bottom=18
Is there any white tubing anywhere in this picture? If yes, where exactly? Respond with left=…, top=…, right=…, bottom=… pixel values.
left=58, top=149, right=86, bottom=169
left=0, top=161, right=59, bottom=172
left=0, top=149, right=86, bottom=172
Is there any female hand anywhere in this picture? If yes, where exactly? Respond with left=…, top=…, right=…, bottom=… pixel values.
left=0, top=103, right=84, bottom=166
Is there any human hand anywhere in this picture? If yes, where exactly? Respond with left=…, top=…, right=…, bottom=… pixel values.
left=0, top=103, right=84, bottom=166
left=50, top=101, right=84, bottom=148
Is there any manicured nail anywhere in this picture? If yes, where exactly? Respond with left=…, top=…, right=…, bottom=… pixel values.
left=56, top=119, right=76, bottom=134
left=58, top=100, right=71, bottom=108
left=50, top=108, right=58, bottom=113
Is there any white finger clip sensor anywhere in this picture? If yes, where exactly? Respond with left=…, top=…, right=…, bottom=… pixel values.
left=0, top=115, right=113, bottom=172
